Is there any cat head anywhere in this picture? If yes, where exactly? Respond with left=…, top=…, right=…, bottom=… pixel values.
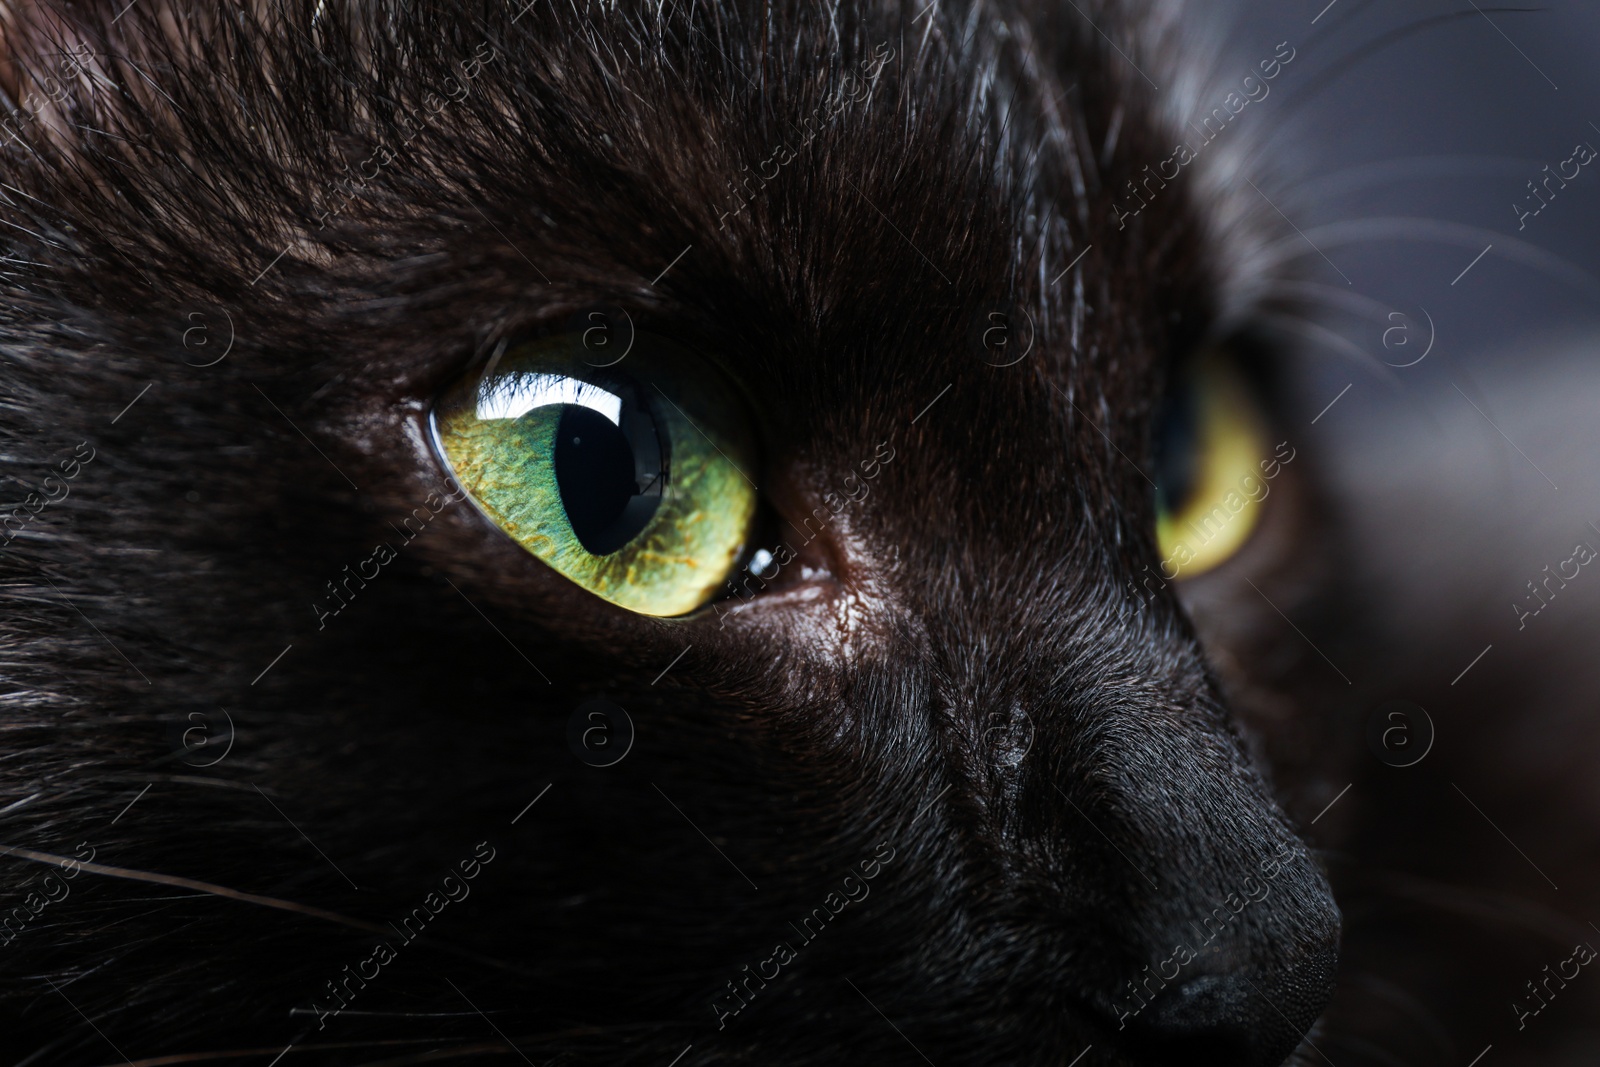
left=0, top=1, right=1348, bottom=1064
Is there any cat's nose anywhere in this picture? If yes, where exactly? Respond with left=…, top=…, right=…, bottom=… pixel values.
left=1114, top=942, right=1337, bottom=1067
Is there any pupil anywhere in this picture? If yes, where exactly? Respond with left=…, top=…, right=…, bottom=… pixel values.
left=552, top=396, right=665, bottom=555
left=1154, top=380, right=1200, bottom=514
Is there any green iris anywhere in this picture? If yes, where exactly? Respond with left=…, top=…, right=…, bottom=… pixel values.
left=432, top=334, right=758, bottom=616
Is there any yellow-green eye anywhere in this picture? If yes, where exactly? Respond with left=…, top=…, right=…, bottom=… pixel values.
left=432, top=334, right=758, bottom=616
left=1153, top=350, right=1273, bottom=579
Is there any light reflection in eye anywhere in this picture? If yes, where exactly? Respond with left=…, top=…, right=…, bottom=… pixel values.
left=476, top=373, right=623, bottom=425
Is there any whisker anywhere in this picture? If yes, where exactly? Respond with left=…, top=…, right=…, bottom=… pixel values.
left=1261, top=279, right=1400, bottom=326
left=1304, top=0, right=1382, bottom=40
left=1256, top=311, right=1404, bottom=390
left=98, top=774, right=268, bottom=794
left=1341, top=969, right=1454, bottom=1060
left=1330, top=856, right=1585, bottom=945
left=351, top=1044, right=514, bottom=1067
left=0, top=843, right=390, bottom=936
left=1263, top=217, right=1600, bottom=296
left=0, top=844, right=531, bottom=975
left=88, top=1038, right=509, bottom=1067
left=1318, top=1032, right=1416, bottom=1067
left=287, top=1009, right=509, bottom=1019
left=10, top=1036, right=72, bottom=1067
left=1268, top=8, right=1544, bottom=135
left=1296, top=155, right=1543, bottom=204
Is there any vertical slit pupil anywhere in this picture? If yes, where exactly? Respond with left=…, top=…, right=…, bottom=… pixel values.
left=553, top=398, right=665, bottom=556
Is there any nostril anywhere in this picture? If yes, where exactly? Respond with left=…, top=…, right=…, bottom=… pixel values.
left=1119, top=947, right=1338, bottom=1067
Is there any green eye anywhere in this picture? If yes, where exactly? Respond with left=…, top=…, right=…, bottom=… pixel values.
left=432, top=334, right=758, bottom=617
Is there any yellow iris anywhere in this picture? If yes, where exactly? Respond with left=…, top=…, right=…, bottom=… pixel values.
left=432, top=334, right=758, bottom=616
left=1154, top=351, right=1273, bottom=579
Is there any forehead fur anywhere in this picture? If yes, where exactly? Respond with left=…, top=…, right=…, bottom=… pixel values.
left=0, top=0, right=1220, bottom=401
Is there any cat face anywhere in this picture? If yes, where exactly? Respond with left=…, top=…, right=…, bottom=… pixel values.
left=0, top=1, right=1347, bottom=1064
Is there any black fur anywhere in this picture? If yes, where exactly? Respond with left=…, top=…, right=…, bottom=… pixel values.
left=0, top=0, right=1406, bottom=1064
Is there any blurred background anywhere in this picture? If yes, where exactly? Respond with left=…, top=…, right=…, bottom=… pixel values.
left=1194, top=4, right=1600, bottom=1063
left=1225, top=0, right=1600, bottom=349
left=1213, top=0, right=1600, bottom=625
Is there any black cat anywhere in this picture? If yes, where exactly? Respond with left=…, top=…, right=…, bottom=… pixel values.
left=0, top=1, right=1589, bottom=1065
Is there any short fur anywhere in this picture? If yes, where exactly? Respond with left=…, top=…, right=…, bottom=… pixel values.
left=0, top=1, right=1515, bottom=1065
